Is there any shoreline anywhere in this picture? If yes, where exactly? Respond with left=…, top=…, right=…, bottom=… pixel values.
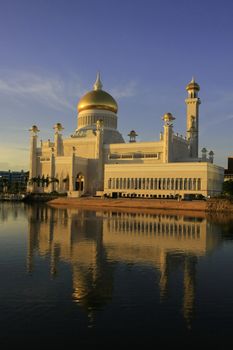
left=48, top=197, right=233, bottom=214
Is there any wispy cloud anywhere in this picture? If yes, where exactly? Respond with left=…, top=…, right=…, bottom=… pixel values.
left=111, top=81, right=138, bottom=99
left=0, top=71, right=85, bottom=112
left=200, top=87, right=233, bottom=135
left=0, top=71, right=138, bottom=114
left=203, top=114, right=233, bottom=129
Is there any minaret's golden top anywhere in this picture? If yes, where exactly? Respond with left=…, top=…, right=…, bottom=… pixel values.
left=186, top=77, right=200, bottom=91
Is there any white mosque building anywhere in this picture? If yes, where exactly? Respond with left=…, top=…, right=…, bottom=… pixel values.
left=28, top=74, right=224, bottom=199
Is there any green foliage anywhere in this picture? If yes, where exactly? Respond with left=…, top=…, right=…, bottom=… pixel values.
left=29, top=176, right=59, bottom=187
left=222, top=180, right=233, bottom=196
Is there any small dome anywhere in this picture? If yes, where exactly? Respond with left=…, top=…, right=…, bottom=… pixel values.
left=77, top=73, right=118, bottom=113
left=53, top=122, right=64, bottom=131
left=186, top=77, right=200, bottom=91
left=29, top=125, right=40, bottom=133
left=162, top=112, right=175, bottom=122
left=128, top=130, right=137, bottom=136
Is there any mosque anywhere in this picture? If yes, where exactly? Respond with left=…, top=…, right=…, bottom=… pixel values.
left=28, top=74, right=224, bottom=198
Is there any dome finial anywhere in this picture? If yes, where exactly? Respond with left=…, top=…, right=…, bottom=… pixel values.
left=93, top=72, right=103, bottom=91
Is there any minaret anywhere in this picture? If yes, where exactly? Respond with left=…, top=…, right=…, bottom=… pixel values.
left=53, top=123, right=64, bottom=156
left=162, top=113, right=175, bottom=163
left=28, top=125, right=40, bottom=192
left=185, top=78, right=201, bottom=158
left=95, top=119, right=104, bottom=190
left=183, top=256, right=197, bottom=329
left=69, top=146, right=76, bottom=192
left=49, top=147, right=55, bottom=192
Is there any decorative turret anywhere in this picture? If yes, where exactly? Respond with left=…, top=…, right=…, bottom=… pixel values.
left=53, top=123, right=64, bottom=156
left=185, top=77, right=201, bottom=158
left=29, top=125, right=40, bottom=134
left=95, top=119, right=104, bottom=191
left=201, top=147, right=207, bottom=161
left=209, top=150, right=214, bottom=163
left=53, top=122, right=64, bottom=134
left=28, top=125, right=40, bottom=192
left=128, top=130, right=138, bottom=143
left=162, top=112, right=175, bottom=163
left=162, top=112, right=175, bottom=125
left=186, top=77, right=200, bottom=98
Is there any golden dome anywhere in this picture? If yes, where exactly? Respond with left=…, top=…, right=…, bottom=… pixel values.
left=186, top=77, right=200, bottom=91
left=77, top=73, right=118, bottom=113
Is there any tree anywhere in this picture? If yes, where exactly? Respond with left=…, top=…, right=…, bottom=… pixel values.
left=222, top=180, right=233, bottom=196
left=49, top=177, right=59, bottom=192
left=49, top=177, right=59, bottom=184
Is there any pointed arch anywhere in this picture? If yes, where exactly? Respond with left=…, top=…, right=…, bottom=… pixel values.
left=75, top=173, right=85, bottom=193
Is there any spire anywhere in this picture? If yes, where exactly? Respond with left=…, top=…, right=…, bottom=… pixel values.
left=186, top=77, right=200, bottom=92
left=29, top=125, right=40, bottom=134
left=93, top=72, right=103, bottom=91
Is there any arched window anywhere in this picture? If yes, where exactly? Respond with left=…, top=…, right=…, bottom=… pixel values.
left=75, top=173, right=84, bottom=191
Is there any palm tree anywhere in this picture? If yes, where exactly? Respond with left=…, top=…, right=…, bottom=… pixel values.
left=49, top=177, right=59, bottom=192
left=45, top=176, right=50, bottom=187
left=29, top=176, right=39, bottom=186
left=49, top=177, right=59, bottom=184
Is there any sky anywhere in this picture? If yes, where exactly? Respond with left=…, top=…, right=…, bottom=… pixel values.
left=0, top=0, right=233, bottom=170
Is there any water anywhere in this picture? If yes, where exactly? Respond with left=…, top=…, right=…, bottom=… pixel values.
left=0, top=202, right=233, bottom=345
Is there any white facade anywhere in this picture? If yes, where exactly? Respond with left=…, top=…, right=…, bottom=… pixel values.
left=28, top=75, right=224, bottom=198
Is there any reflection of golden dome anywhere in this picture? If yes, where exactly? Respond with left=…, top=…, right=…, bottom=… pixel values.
left=77, top=73, right=118, bottom=113
left=186, top=77, right=200, bottom=91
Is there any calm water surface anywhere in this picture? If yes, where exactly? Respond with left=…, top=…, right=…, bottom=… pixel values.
left=0, top=202, right=233, bottom=345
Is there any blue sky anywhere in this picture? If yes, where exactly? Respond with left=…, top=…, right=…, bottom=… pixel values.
left=0, top=0, right=233, bottom=170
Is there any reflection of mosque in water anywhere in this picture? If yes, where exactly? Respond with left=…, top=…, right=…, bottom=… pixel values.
left=0, top=202, right=27, bottom=222
left=27, top=205, right=222, bottom=327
